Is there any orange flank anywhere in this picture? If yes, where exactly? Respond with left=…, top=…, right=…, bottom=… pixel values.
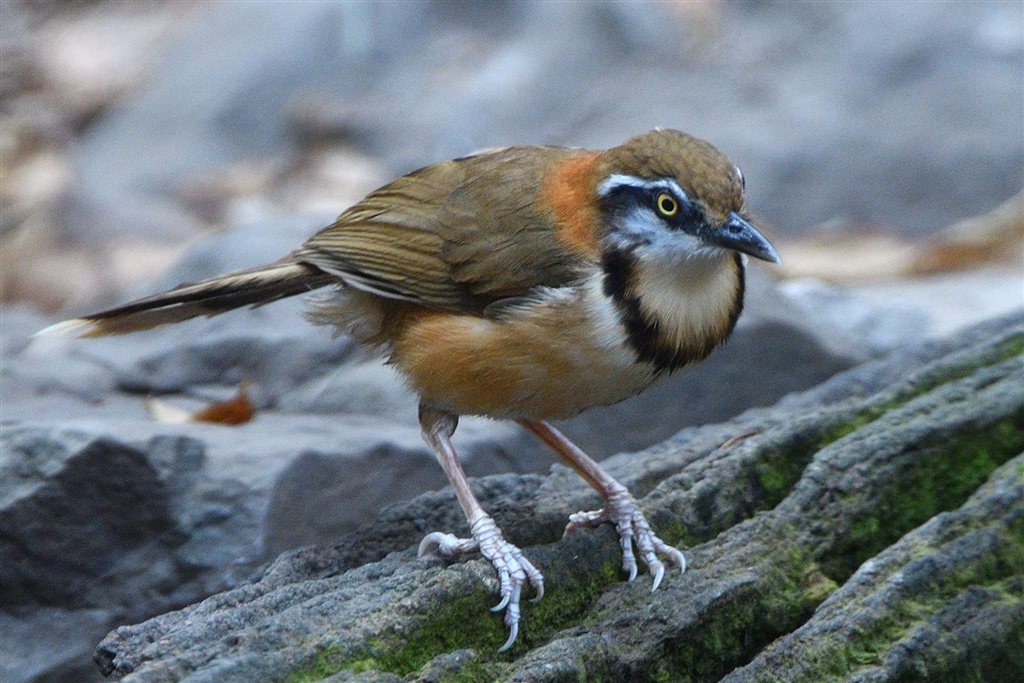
left=391, top=279, right=659, bottom=421
left=540, top=152, right=602, bottom=257
left=393, top=310, right=574, bottom=419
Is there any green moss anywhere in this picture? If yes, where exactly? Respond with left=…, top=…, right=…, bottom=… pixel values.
left=286, top=645, right=354, bottom=683
left=346, top=657, right=383, bottom=673
left=645, top=513, right=702, bottom=550
left=955, top=513, right=1024, bottom=589
left=801, top=567, right=839, bottom=605
left=924, top=332, right=1024, bottom=386
left=820, top=414, right=1024, bottom=580
left=834, top=529, right=1024, bottom=679
left=656, top=577, right=808, bottom=681
left=992, top=333, right=1024, bottom=362
left=376, top=589, right=510, bottom=675
left=434, top=657, right=504, bottom=683
left=755, top=439, right=821, bottom=507
left=764, top=520, right=1024, bottom=683
left=673, top=332, right=1023, bottom=565
left=283, top=553, right=624, bottom=681
left=748, top=332, right=1022, bottom=532
left=282, top=590, right=507, bottom=682
left=525, top=558, right=622, bottom=637
left=369, top=556, right=621, bottom=676
left=644, top=539, right=830, bottom=682
left=818, top=410, right=883, bottom=448
left=818, top=332, right=1023, bottom=450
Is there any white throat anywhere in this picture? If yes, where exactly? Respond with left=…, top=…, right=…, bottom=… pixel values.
left=631, top=246, right=739, bottom=349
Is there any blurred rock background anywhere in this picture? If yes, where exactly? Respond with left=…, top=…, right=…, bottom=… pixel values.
left=0, top=1, right=1021, bottom=681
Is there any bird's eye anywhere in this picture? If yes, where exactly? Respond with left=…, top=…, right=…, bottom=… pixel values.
left=656, top=193, right=678, bottom=217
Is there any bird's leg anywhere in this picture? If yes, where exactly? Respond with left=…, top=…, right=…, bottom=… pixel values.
left=517, top=419, right=685, bottom=589
left=417, top=405, right=543, bottom=651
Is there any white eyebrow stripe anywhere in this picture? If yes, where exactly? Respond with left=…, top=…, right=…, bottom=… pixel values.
left=596, top=174, right=689, bottom=201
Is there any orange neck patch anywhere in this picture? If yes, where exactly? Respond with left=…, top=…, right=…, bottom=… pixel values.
left=540, top=152, right=602, bottom=257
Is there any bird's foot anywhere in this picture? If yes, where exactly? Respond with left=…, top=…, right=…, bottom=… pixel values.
left=418, top=514, right=544, bottom=651
left=564, top=487, right=685, bottom=589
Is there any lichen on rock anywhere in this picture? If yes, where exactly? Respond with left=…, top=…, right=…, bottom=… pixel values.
left=91, top=315, right=1024, bottom=682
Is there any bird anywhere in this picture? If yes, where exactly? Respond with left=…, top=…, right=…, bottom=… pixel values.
left=40, top=128, right=780, bottom=651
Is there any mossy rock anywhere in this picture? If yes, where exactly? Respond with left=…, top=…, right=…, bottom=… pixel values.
left=95, top=314, right=1024, bottom=682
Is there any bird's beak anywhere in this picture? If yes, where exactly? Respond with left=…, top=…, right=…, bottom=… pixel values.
left=710, top=212, right=781, bottom=264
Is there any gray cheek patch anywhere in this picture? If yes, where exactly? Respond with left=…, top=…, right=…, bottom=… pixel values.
left=602, top=206, right=662, bottom=250
left=604, top=206, right=722, bottom=263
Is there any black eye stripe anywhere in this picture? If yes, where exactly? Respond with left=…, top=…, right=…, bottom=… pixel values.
left=598, top=181, right=704, bottom=231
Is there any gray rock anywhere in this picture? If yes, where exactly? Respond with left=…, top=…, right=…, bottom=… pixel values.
left=69, top=3, right=357, bottom=243
left=0, top=376, right=531, bottom=682
left=0, top=431, right=174, bottom=609
left=775, top=278, right=932, bottom=358
left=724, top=460, right=1024, bottom=682
left=275, top=360, right=413, bottom=417
left=0, top=607, right=113, bottom=683
left=62, top=1, right=1022, bottom=260
left=260, top=419, right=542, bottom=556
left=0, top=430, right=255, bottom=683
left=91, top=314, right=1024, bottom=681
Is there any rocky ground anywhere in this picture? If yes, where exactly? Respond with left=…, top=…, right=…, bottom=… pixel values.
left=90, top=313, right=1024, bottom=682
left=1, top=2, right=1021, bottom=682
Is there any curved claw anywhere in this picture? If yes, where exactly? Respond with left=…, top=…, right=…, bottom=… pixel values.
left=498, top=620, right=519, bottom=653
left=507, top=542, right=544, bottom=604
left=650, top=561, right=666, bottom=592
left=650, top=536, right=687, bottom=576
left=531, top=578, right=545, bottom=603
left=676, top=550, right=687, bottom=573
left=491, top=591, right=510, bottom=613
left=496, top=576, right=523, bottom=651
left=418, top=531, right=478, bottom=558
left=506, top=583, right=522, bottom=623
left=418, top=532, right=445, bottom=557
left=422, top=516, right=543, bottom=652
left=565, top=491, right=686, bottom=590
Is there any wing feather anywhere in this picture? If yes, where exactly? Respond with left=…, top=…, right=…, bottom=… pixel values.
left=297, top=146, right=597, bottom=312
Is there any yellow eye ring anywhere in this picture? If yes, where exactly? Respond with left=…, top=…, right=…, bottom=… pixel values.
left=656, top=193, right=678, bottom=217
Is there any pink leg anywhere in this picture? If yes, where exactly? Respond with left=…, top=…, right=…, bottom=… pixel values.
left=417, top=406, right=543, bottom=652
left=518, top=419, right=685, bottom=589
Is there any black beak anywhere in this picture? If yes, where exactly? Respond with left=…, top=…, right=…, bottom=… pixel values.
left=710, top=212, right=781, bottom=264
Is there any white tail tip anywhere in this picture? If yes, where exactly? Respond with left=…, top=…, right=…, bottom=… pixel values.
left=33, top=318, right=97, bottom=338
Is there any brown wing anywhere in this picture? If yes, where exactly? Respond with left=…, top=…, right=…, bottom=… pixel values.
left=296, top=145, right=596, bottom=313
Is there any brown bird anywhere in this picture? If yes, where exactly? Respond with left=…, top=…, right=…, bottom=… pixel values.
left=41, top=129, right=779, bottom=650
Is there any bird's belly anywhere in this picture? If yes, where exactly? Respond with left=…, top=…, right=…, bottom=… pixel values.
left=391, top=284, right=658, bottom=420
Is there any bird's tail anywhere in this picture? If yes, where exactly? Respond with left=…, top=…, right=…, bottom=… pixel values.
left=37, top=257, right=334, bottom=338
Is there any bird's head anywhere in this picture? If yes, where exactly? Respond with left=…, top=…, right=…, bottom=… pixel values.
left=595, top=129, right=780, bottom=264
